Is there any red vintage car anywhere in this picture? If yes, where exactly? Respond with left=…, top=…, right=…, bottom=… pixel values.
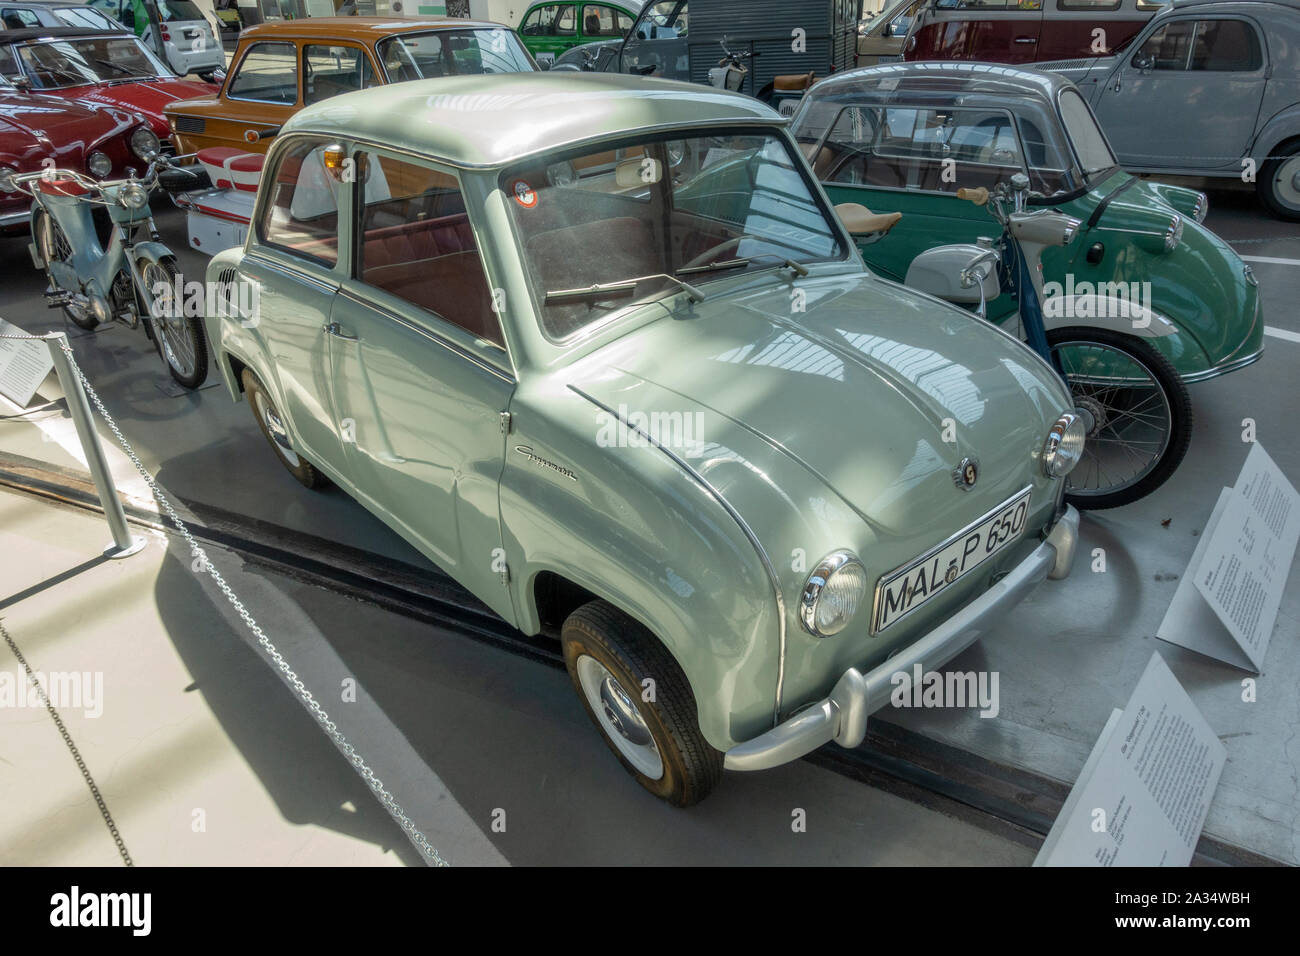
left=0, top=74, right=160, bottom=232
left=0, top=26, right=215, bottom=143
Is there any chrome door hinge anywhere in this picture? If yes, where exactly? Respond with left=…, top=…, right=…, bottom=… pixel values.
left=500, top=411, right=512, bottom=434
left=499, top=563, right=511, bottom=586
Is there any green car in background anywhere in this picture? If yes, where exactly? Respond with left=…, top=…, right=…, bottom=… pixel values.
left=790, top=63, right=1264, bottom=387
left=206, top=72, right=1085, bottom=806
left=518, top=0, right=644, bottom=67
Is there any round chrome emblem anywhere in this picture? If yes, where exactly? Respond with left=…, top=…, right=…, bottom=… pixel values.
left=954, top=457, right=979, bottom=490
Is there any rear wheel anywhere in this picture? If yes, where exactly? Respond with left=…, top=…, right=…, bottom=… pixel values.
left=33, top=209, right=96, bottom=330
left=562, top=600, right=722, bottom=807
left=1257, top=139, right=1300, bottom=221
left=1048, top=327, right=1193, bottom=511
left=139, top=256, right=208, bottom=389
left=242, top=368, right=326, bottom=489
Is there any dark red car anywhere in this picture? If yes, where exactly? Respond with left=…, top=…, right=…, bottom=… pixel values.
left=0, top=27, right=216, bottom=143
left=0, top=74, right=159, bottom=232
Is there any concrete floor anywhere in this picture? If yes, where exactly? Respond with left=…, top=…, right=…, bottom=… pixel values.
left=0, top=183, right=1296, bottom=865
left=0, top=488, right=1034, bottom=866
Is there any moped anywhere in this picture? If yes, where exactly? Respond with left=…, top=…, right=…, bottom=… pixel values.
left=901, top=173, right=1192, bottom=510
left=2, top=154, right=208, bottom=390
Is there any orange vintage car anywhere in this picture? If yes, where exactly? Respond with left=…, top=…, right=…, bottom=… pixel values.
left=164, top=17, right=537, bottom=155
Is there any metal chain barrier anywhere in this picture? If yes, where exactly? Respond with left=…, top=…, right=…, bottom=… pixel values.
left=0, top=330, right=450, bottom=867
left=1, top=618, right=134, bottom=866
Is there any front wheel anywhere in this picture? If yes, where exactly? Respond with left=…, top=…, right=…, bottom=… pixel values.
left=1048, top=327, right=1193, bottom=511
left=139, top=256, right=208, bottom=389
left=562, top=601, right=722, bottom=807
left=33, top=209, right=97, bottom=331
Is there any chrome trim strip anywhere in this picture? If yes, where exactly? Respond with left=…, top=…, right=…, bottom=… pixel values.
left=568, top=384, right=789, bottom=725
left=1177, top=347, right=1265, bottom=383
left=244, top=252, right=340, bottom=294
left=336, top=287, right=515, bottom=384
left=0, top=209, right=30, bottom=227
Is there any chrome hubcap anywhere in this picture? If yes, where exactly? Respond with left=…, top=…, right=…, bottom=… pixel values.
left=576, top=654, right=663, bottom=779
left=1275, top=156, right=1300, bottom=210
left=254, top=390, right=300, bottom=467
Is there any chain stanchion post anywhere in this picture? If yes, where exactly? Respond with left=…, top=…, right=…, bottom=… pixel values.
left=44, top=332, right=146, bottom=559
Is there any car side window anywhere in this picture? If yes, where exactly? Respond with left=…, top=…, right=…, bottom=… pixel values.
left=1, top=8, right=41, bottom=28
left=1189, top=19, right=1262, bottom=72
left=257, top=138, right=341, bottom=268
left=816, top=106, right=1027, bottom=195
left=228, top=41, right=298, bottom=104
left=353, top=150, right=505, bottom=349
left=1056, top=0, right=1120, bottom=10
left=303, top=44, right=375, bottom=106
left=581, top=5, right=622, bottom=36
left=522, top=3, right=575, bottom=36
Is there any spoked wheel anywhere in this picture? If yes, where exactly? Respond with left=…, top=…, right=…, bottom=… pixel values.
left=1048, top=327, right=1193, bottom=511
left=138, top=257, right=208, bottom=389
left=32, top=209, right=96, bottom=331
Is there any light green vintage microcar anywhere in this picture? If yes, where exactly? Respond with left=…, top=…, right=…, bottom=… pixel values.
left=205, top=72, right=1083, bottom=806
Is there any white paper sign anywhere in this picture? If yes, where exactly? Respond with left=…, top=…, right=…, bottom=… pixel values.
left=1034, top=653, right=1226, bottom=867
left=0, top=316, right=53, bottom=408
left=1156, top=445, right=1299, bottom=672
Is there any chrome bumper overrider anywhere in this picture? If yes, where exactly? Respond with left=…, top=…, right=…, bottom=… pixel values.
left=724, top=505, right=1080, bottom=772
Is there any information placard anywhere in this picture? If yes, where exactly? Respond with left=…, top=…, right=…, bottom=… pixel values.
left=0, top=317, right=52, bottom=408
left=1034, top=653, right=1225, bottom=867
left=1156, top=445, right=1299, bottom=672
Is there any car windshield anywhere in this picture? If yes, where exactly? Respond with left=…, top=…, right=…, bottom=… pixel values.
left=378, top=28, right=535, bottom=81
left=636, top=0, right=687, bottom=38
left=52, top=7, right=120, bottom=29
left=793, top=89, right=1097, bottom=199
left=1057, top=89, right=1118, bottom=182
left=505, top=129, right=848, bottom=340
left=14, top=36, right=170, bottom=88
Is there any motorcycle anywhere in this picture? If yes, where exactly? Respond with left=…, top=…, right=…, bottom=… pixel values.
left=3, top=154, right=209, bottom=390
left=708, top=36, right=755, bottom=93
left=899, top=172, right=1192, bottom=510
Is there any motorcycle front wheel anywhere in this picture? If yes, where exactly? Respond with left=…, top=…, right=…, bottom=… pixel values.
left=138, top=256, right=208, bottom=390
left=33, top=209, right=97, bottom=331
left=1047, top=326, right=1193, bottom=511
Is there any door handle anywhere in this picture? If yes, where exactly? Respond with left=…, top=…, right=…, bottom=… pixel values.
left=324, top=322, right=357, bottom=340
left=1013, top=36, right=1038, bottom=44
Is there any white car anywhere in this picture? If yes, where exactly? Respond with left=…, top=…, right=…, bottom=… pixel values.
left=85, top=0, right=223, bottom=80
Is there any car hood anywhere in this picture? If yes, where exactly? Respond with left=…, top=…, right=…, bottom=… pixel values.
left=568, top=272, right=1071, bottom=536
left=0, top=91, right=135, bottom=163
left=61, top=78, right=217, bottom=135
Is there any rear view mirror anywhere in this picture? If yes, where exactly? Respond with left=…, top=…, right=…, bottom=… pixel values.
left=615, top=156, right=662, bottom=187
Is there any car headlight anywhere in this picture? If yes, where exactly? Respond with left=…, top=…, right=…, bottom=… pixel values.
left=1191, top=192, right=1208, bottom=223
left=1163, top=214, right=1183, bottom=252
left=0, top=166, right=17, bottom=193
left=1042, top=412, right=1087, bottom=479
left=800, top=551, right=868, bottom=637
left=87, top=151, right=112, bottom=178
left=130, top=126, right=160, bottom=160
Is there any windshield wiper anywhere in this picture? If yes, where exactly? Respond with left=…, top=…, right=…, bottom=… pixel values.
left=678, top=255, right=810, bottom=279
left=544, top=272, right=709, bottom=306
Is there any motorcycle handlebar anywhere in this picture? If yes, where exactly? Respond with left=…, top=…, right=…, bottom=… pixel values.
left=956, top=186, right=989, bottom=206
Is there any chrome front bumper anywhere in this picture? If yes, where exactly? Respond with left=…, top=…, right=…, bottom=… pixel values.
left=724, top=505, right=1080, bottom=772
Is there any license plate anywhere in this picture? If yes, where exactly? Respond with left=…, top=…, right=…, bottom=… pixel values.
left=871, top=487, right=1032, bottom=634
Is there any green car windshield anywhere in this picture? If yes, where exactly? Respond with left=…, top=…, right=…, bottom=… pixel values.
left=504, top=130, right=847, bottom=340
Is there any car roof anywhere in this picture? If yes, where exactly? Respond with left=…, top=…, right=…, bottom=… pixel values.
left=0, top=25, right=131, bottom=43
left=283, top=71, right=785, bottom=169
left=1169, top=0, right=1300, bottom=10
left=239, top=16, right=509, bottom=42
left=807, top=61, right=1072, bottom=105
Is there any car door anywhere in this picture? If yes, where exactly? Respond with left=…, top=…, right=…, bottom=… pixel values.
left=620, top=0, right=688, bottom=79
left=909, top=1, right=1044, bottom=64
left=1091, top=14, right=1267, bottom=170
left=519, top=2, right=577, bottom=67
left=242, top=134, right=350, bottom=481
left=215, top=39, right=302, bottom=148
left=326, top=146, right=517, bottom=623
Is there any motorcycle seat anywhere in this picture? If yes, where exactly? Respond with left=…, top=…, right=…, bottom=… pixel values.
left=773, top=72, right=816, bottom=92
left=834, top=203, right=902, bottom=236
